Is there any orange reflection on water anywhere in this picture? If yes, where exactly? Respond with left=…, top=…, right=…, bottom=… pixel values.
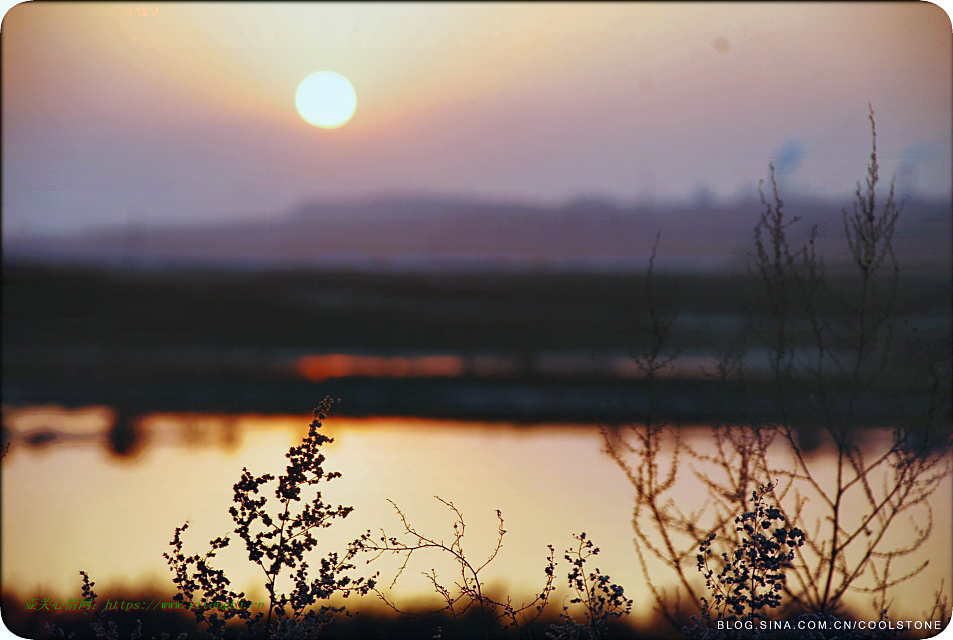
left=296, top=353, right=466, bottom=382
left=2, top=409, right=950, bottom=632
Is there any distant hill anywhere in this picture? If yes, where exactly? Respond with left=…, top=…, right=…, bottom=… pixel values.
left=4, top=194, right=950, bottom=272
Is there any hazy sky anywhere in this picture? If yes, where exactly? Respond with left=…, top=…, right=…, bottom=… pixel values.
left=3, top=3, right=951, bottom=234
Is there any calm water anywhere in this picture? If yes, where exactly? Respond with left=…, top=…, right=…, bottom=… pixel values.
left=2, top=406, right=950, bottom=625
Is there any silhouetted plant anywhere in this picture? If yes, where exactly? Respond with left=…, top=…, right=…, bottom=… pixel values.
left=360, top=496, right=557, bottom=636
left=547, top=532, right=633, bottom=640
left=603, top=107, right=952, bottom=632
left=161, top=397, right=375, bottom=639
left=746, top=107, right=950, bottom=618
left=686, top=486, right=907, bottom=640
left=601, top=230, right=696, bottom=626
left=45, top=571, right=149, bottom=640
left=690, top=483, right=804, bottom=632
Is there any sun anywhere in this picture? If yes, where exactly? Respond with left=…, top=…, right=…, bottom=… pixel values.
left=295, top=71, right=357, bottom=129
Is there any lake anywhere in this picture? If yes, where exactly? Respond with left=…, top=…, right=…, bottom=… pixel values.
left=3, top=405, right=949, bottom=630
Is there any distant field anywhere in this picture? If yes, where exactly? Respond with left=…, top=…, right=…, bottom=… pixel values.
left=4, top=263, right=949, bottom=350
left=3, top=264, right=950, bottom=424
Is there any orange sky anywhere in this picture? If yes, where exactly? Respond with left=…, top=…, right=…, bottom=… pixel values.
left=2, top=3, right=951, bottom=234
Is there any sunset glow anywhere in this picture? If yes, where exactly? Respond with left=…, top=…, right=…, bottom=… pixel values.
left=3, top=3, right=950, bottom=234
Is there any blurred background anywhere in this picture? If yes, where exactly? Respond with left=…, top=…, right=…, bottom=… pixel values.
left=2, top=3, right=951, bottom=637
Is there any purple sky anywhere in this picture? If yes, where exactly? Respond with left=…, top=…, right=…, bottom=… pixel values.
left=3, top=3, right=951, bottom=236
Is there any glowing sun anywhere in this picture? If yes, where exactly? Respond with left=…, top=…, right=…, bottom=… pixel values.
left=295, top=71, right=356, bottom=128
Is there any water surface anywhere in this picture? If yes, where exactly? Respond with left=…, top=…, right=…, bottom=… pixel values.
left=3, top=406, right=949, bottom=625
